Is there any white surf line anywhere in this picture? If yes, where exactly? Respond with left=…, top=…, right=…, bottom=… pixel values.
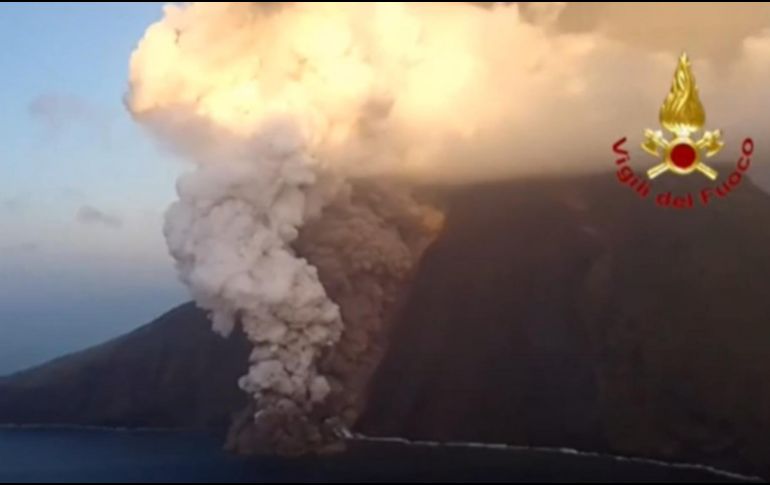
left=349, top=434, right=763, bottom=483
left=0, top=424, right=761, bottom=481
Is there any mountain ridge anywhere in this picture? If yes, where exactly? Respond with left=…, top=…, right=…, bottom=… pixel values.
left=0, top=303, right=249, bottom=429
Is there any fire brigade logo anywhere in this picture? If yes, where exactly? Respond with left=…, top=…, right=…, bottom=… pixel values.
left=641, top=53, right=723, bottom=180
left=612, top=52, right=754, bottom=209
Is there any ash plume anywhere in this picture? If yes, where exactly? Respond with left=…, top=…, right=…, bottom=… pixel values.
left=126, top=2, right=770, bottom=453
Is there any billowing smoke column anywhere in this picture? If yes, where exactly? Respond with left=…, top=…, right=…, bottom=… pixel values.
left=222, top=180, right=443, bottom=454
left=127, top=2, right=489, bottom=452
left=126, top=1, right=770, bottom=454
left=163, top=125, right=345, bottom=447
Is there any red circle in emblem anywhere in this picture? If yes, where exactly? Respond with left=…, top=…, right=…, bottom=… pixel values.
left=670, top=143, right=697, bottom=169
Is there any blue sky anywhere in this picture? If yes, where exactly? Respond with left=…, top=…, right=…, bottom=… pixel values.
left=0, top=3, right=189, bottom=374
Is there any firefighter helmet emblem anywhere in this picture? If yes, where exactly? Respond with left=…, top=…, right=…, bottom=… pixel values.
left=642, top=53, right=723, bottom=180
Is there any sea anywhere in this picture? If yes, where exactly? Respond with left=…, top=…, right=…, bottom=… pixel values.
left=0, top=427, right=760, bottom=483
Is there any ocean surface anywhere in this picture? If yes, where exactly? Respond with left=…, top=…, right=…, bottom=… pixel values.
left=0, top=428, right=759, bottom=483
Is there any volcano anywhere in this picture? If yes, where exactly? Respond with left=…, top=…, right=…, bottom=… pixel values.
left=2, top=170, right=770, bottom=478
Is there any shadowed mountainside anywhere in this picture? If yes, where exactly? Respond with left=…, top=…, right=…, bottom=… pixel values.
left=359, top=169, right=770, bottom=478
left=0, top=303, right=249, bottom=428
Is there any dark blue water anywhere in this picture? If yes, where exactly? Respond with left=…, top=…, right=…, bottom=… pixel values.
left=0, top=428, right=266, bottom=483
left=0, top=428, right=758, bottom=483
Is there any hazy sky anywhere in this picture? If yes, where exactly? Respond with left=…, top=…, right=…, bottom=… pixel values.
left=0, top=3, right=187, bottom=374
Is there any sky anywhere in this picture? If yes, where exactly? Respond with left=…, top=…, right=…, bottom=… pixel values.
left=0, top=3, right=188, bottom=374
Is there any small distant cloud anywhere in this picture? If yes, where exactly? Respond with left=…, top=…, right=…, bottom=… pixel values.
left=28, top=93, right=112, bottom=146
left=76, top=205, right=123, bottom=229
left=2, top=195, right=28, bottom=212
left=3, top=242, right=39, bottom=253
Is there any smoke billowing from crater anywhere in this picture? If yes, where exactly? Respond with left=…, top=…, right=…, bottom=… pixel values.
left=127, top=2, right=770, bottom=453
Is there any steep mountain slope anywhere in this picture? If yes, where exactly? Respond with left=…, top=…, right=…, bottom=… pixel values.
left=0, top=303, right=249, bottom=428
left=359, top=171, right=770, bottom=477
